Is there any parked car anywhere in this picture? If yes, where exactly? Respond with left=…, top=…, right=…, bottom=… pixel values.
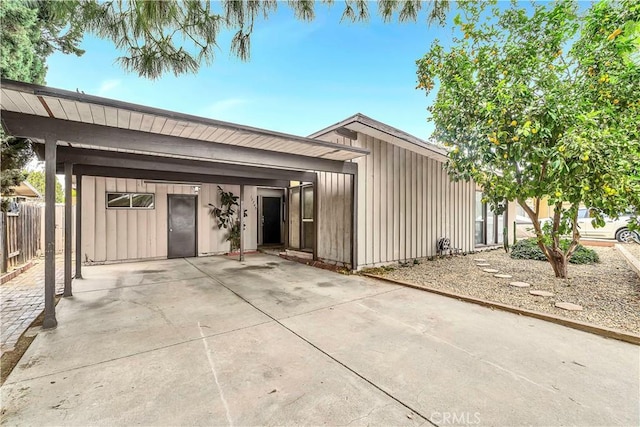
left=576, top=208, right=639, bottom=243
left=517, top=209, right=639, bottom=242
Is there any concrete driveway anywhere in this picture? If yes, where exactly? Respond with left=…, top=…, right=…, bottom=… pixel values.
left=1, top=254, right=637, bottom=426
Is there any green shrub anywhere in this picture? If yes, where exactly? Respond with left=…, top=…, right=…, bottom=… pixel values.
left=569, top=245, right=600, bottom=264
left=510, top=238, right=599, bottom=264
left=510, top=239, right=548, bottom=261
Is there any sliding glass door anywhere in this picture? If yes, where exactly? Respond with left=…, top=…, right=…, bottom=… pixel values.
left=475, top=191, right=505, bottom=245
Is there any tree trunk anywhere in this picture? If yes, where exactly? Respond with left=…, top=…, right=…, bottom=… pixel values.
left=535, top=239, right=570, bottom=279
left=549, top=252, right=568, bottom=279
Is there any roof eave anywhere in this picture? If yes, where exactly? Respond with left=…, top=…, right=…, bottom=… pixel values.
left=1, top=78, right=370, bottom=159
left=309, top=113, right=448, bottom=160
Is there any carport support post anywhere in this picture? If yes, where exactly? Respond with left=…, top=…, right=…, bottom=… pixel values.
left=63, top=163, right=73, bottom=297
left=239, top=184, right=244, bottom=262
left=75, top=173, right=82, bottom=279
left=43, top=137, right=58, bottom=329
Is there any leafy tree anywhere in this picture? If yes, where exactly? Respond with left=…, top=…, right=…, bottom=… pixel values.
left=44, top=0, right=450, bottom=79
left=1, top=0, right=45, bottom=84
left=1, top=0, right=451, bottom=210
left=0, top=135, right=32, bottom=210
left=0, top=0, right=84, bottom=84
left=1, top=0, right=451, bottom=207
left=0, top=0, right=84, bottom=209
left=417, top=0, right=640, bottom=278
left=26, top=168, right=64, bottom=204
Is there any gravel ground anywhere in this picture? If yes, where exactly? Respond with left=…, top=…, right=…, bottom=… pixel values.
left=378, top=246, right=640, bottom=335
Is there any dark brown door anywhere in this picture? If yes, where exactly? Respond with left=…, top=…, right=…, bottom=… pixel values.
left=262, top=197, right=281, bottom=244
left=168, top=195, right=197, bottom=258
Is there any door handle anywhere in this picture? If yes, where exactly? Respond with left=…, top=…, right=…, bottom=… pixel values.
left=169, top=228, right=173, bottom=232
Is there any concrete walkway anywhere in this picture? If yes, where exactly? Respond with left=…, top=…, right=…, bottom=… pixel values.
left=1, top=254, right=638, bottom=426
left=0, top=256, right=65, bottom=355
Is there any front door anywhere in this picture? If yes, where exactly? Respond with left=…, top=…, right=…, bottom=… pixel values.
left=262, top=197, right=281, bottom=244
left=168, top=195, right=197, bottom=258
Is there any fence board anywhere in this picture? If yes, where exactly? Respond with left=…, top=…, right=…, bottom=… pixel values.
left=1, top=203, right=42, bottom=272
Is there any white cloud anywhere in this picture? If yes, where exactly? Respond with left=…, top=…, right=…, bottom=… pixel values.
left=96, top=79, right=122, bottom=96
left=201, top=98, right=249, bottom=117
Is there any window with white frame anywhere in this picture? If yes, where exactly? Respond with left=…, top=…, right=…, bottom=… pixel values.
left=106, top=193, right=155, bottom=209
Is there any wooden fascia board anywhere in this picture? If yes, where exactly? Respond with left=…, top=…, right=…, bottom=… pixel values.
left=3, top=112, right=358, bottom=175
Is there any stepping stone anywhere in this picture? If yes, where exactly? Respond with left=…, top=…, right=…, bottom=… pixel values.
left=474, top=259, right=487, bottom=262
left=555, top=302, right=583, bottom=311
left=476, top=263, right=491, bottom=267
left=494, top=274, right=513, bottom=278
left=530, top=290, right=553, bottom=296
left=483, top=268, right=499, bottom=273
left=510, top=281, right=531, bottom=288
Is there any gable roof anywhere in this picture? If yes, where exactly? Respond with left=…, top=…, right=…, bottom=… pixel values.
left=2, top=181, right=42, bottom=198
left=309, top=113, right=448, bottom=162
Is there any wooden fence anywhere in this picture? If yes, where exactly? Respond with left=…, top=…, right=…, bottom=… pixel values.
left=1, top=203, right=43, bottom=273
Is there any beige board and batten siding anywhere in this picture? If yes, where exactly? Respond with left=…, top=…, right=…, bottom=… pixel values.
left=315, top=130, right=475, bottom=268
left=316, top=172, right=352, bottom=266
left=81, top=177, right=257, bottom=263
left=287, top=177, right=353, bottom=267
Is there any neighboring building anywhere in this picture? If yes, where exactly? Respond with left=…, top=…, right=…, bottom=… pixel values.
left=1, top=180, right=42, bottom=214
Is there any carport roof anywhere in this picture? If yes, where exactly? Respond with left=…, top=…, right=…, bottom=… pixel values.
left=0, top=79, right=369, bottom=163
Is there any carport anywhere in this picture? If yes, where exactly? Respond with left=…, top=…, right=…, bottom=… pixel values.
left=0, top=78, right=368, bottom=329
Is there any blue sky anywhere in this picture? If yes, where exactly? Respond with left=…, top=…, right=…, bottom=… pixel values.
left=44, top=3, right=459, bottom=140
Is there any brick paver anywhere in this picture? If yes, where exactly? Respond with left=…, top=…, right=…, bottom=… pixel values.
left=1, top=256, right=65, bottom=356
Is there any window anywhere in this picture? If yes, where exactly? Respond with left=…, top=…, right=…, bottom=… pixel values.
left=302, top=186, right=314, bottom=220
left=578, top=208, right=590, bottom=219
left=475, top=191, right=485, bottom=245
left=475, top=191, right=506, bottom=245
left=106, top=193, right=155, bottom=209
left=301, top=185, right=314, bottom=250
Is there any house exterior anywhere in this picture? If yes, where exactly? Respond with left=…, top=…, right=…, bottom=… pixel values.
left=79, top=114, right=509, bottom=269
left=0, top=79, right=511, bottom=327
left=309, top=114, right=477, bottom=268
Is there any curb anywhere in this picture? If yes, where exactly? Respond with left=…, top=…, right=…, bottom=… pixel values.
left=362, top=273, right=640, bottom=346
left=0, top=260, right=36, bottom=285
left=615, top=244, right=640, bottom=278
left=580, top=239, right=616, bottom=248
